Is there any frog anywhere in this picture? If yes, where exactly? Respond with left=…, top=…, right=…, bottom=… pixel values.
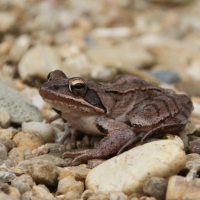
left=39, top=70, right=193, bottom=164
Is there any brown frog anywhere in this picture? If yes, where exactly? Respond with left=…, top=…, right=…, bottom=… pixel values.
left=39, top=70, right=193, bottom=164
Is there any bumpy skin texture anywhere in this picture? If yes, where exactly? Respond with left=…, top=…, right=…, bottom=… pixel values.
left=39, top=70, right=194, bottom=164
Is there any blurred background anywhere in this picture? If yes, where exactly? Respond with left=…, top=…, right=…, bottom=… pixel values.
left=0, top=0, right=200, bottom=121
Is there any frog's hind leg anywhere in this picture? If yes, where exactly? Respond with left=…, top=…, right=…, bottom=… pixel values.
left=140, top=123, right=185, bottom=143
left=63, top=118, right=136, bottom=165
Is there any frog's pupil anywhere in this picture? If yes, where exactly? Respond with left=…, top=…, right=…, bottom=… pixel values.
left=74, top=83, right=84, bottom=89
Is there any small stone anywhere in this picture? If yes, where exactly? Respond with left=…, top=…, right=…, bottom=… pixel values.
left=81, top=190, right=94, bottom=200
left=109, top=192, right=128, bottom=200
left=0, top=83, right=43, bottom=124
left=56, top=176, right=84, bottom=195
left=87, top=159, right=105, bottom=169
left=87, top=44, right=154, bottom=71
left=0, top=111, right=11, bottom=128
left=150, top=69, right=180, bottom=84
left=28, top=160, right=59, bottom=186
left=31, top=185, right=55, bottom=200
left=8, top=148, right=24, bottom=166
left=63, top=191, right=81, bottom=200
left=30, top=154, right=68, bottom=167
left=92, top=27, right=132, bottom=38
left=0, top=12, right=16, bottom=33
left=188, top=138, right=200, bottom=154
left=13, top=131, right=44, bottom=153
left=0, top=171, right=16, bottom=183
left=3, top=184, right=21, bottom=200
left=11, top=174, right=35, bottom=195
left=59, top=166, right=91, bottom=181
left=143, top=177, right=167, bottom=200
left=22, top=122, right=55, bottom=143
left=0, top=192, right=16, bottom=200
left=86, top=140, right=186, bottom=195
left=88, top=193, right=109, bottom=200
left=9, top=34, right=31, bottom=62
left=166, top=175, right=200, bottom=200
left=181, top=122, right=197, bottom=135
left=18, top=44, right=63, bottom=81
left=0, top=141, right=8, bottom=160
left=0, top=138, right=16, bottom=151
left=24, top=144, right=49, bottom=159
left=0, top=128, right=16, bottom=140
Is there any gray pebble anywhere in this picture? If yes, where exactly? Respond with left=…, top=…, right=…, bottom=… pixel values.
left=143, top=177, right=167, bottom=200
left=0, top=83, right=43, bottom=124
left=150, top=69, right=180, bottom=84
left=0, top=171, right=16, bottom=183
left=30, top=154, right=69, bottom=167
left=11, top=174, right=35, bottom=195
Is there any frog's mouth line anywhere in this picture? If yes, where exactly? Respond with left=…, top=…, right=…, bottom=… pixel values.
left=40, top=87, right=106, bottom=114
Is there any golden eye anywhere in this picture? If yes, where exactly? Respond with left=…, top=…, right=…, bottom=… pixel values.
left=69, top=79, right=87, bottom=95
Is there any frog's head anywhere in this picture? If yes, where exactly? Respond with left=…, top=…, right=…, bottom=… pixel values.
left=39, top=70, right=107, bottom=115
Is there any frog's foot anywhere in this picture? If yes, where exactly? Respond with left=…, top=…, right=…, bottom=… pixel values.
left=60, top=128, right=80, bottom=148
left=63, top=149, right=104, bottom=165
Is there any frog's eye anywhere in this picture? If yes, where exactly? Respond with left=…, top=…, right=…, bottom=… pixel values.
left=69, top=79, right=87, bottom=95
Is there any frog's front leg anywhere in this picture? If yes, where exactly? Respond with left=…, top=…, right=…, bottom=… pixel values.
left=62, top=117, right=136, bottom=164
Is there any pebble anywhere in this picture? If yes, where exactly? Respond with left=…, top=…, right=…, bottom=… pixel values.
left=22, top=122, right=55, bottom=143
left=0, top=192, right=16, bottom=200
left=8, top=148, right=24, bottom=166
left=63, top=191, right=81, bottom=200
left=109, top=192, right=128, bottom=200
left=166, top=175, right=200, bottom=200
left=0, top=128, right=14, bottom=140
left=13, top=131, right=44, bottom=153
left=0, top=138, right=16, bottom=151
left=188, top=138, right=200, bottom=154
left=29, top=154, right=68, bottom=167
left=11, top=174, right=35, bottom=195
left=9, top=35, right=31, bottom=62
left=81, top=189, right=94, bottom=200
left=86, top=44, right=155, bottom=71
left=56, top=176, right=84, bottom=195
left=0, top=111, right=11, bottom=128
left=0, top=12, right=16, bottom=33
left=18, top=44, right=63, bottom=81
left=0, top=142, right=8, bottom=160
left=88, top=193, right=109, bottom=200
left=0, top=184, right=21, bottom=200
left=86, top=140, right=186, bottom=195
left=30, top=185, right=55, bottom=200
left=150, top=69, right=180, bottom=84
left=0, top=171, right=16, bottom=183
left=28, top=160, right=59, bottom=186
left=143, top=177, right=167, bottom=200
left=59, top=166, right=91, bottom=181
left=0, top=83, right=43, bottom=124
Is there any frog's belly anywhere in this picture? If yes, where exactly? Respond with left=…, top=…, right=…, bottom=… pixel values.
left=61, top=112, right=105, bottom=136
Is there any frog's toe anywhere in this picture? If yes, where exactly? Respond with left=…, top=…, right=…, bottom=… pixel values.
left=62, top=149, right=90, bottom=158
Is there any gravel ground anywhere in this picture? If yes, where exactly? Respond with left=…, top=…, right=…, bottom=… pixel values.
left=0, top=0, right=200, bottom=199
